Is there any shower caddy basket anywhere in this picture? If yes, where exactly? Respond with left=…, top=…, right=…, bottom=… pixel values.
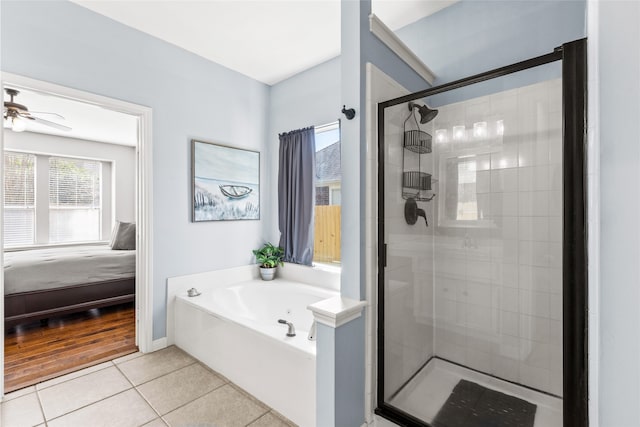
left=402, top=109, right=435, bottom=202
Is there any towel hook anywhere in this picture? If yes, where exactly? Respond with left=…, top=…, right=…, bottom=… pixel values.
left=341, top=105, right=356, bottom=120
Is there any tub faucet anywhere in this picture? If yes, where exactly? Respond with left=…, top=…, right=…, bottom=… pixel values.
left=278, top=319, right=296, bottom=337
left=308, top=320, right=317, bottom=341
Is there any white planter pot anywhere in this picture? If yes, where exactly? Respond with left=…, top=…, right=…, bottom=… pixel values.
left=259, top=267, right=276, bottom=281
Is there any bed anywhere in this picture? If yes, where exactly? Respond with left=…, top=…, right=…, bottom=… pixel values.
left=3, top=244, right=136, bottom=328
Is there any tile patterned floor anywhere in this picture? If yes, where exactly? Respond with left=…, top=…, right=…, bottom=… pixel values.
left=0, top=346, right=296, bottom=427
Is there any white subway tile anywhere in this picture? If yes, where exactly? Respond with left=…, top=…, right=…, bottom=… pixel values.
left=476, top=170, right=491, bottom=194
left=548, top=216, right=562, bottom=242
left=467, top=261, right=492, bottom=282
left=549, top=293, right=562, bottom=321
left=519, top=289, right=550, bottom=318
left=519, top=364, right=550, bottom=392
left=548, top=268, right=562, bottom=294
left=532, top=165, right=550, bottom=191
left=491, top=143, right=518, bottom=170
left=532, top=191, right=549, bottom=216
left=518, top=140, right=535, bottom=167
left=502, top=192, right=518, bottom=216
left=467, top=304, right=493, bottom=332
left=549, top=242, right=562, bottom=268
left=500, top=310, right=520, bottom=337
left=496, top=334, right=520, bottom=361
left=549, top=190, right=562, bottom=216
left=549, top=164, right=563, bottom=190
left=549, top=344, right=563, bottom=373
left=549, top=320, right=563, bottom=347
left=519, top=241, right=533, bottom=265
left=466, top=349, right=492, bottom=373
left=501, top=287, right=519, bottom=312
left=476, top=154, right=491, bottom=171
left=492, top=216, right=519, bottom=240
left=549, top=136, right=562, bottom=166
left=467, top=281, right=492, bottom=307
left=519, top=340, right=550, bottom=369
left=534, top=140, right=550, bottom=166
left=519, top=314, right=550, bottom=343
left=531, top=241, right=550, bottom=267
left=491, top=354, right=519, bottom=382
left=519, top=167, right=534, bottom=191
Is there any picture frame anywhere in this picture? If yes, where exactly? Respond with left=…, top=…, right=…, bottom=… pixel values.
left=191, top=139, right=260, bottom=222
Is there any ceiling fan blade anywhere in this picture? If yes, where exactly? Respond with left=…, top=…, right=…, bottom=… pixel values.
left=28, top=111, right=66, bottom=120
left=30, top=116, right=72, bottom=132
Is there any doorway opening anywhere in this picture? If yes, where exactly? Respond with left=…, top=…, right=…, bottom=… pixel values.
left=1, top=74, right=153, bottom=395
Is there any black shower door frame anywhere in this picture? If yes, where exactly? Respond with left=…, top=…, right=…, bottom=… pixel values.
left=375, top=38, right=588, bottom=427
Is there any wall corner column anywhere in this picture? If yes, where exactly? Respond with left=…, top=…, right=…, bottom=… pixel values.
left=310, top=297, right=367, bottom=427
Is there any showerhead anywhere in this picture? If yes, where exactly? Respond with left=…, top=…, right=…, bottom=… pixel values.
left=408, top=102, right=438, bottom=124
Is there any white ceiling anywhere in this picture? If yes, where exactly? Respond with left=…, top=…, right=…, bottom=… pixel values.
left=3, top=87, right=138, bottom=146
left=3, top=1, right=458, bottom=144
left=70, top=0, right=458, bottom=86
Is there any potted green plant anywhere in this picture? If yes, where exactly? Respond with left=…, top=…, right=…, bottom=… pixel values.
left=252, top=242, right=285, bottom=281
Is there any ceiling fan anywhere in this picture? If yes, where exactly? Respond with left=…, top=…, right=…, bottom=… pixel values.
left=3, top=88, right=72, bottom=133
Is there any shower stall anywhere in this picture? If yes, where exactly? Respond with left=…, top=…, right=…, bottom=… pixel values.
left=376, top=40, right=587, bottom=427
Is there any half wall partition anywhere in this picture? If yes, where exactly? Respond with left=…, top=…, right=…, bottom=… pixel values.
left=376, top=39, right=587, bottom=427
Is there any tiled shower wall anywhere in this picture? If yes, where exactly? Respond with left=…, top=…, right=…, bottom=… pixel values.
left=430, top=78, right=563, bottom=396
left=384, top=102, right=435, bottom=399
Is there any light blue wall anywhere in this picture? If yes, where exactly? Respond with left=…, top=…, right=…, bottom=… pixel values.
left=266, top=57, right=341, bottom=244
left=394, top=1, right=585, bottom=106
left=0, top=0, right=270, bottom=340
left=341, top=0, right=428, bottom=304
left=597, top=2, right=640, bottom=425
left=316, top=323, right=336, bottom=427
left=396, top=0, right=587, bottom=86
left=335, top=316, right=365, bottom=427
left=316, top=1, right=431, bottom=425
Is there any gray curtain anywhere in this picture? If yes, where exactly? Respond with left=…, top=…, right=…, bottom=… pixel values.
left=278, top=127, right=315, bottom=265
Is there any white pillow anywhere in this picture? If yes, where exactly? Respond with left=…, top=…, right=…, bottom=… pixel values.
left=110, top=221, right=136, bottom=250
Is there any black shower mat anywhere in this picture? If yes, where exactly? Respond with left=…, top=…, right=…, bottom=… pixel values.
left=431, top=379, right=537, bottom=427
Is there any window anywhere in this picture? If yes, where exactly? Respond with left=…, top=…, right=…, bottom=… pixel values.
left=49, top=157, right=102, bottom=243
left=313, top=123, right=341, bottom=265
left=4, top=152, right=36, bottom=246
left=3, top=151, right=104, bottom=248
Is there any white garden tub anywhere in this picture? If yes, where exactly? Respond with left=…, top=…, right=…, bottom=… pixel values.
left=174, top=278, right=338, bottom=427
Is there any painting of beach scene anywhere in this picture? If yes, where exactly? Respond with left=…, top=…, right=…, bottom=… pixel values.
left=192, top=140, right=260, bottom=221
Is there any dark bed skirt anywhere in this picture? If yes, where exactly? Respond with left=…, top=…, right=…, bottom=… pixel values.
left=5, top=277, right=135, bottom=329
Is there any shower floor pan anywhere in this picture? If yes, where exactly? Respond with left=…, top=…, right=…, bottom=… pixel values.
left=389, top=358, right=562, bottom=427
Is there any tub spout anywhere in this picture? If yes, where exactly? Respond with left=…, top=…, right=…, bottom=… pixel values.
left=308, top=320, right=316, bottom=341
left=278, top=319, right=296, bottom=337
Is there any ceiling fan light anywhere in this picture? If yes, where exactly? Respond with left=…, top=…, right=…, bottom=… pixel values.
left=11, top=116, right=27, bottom=132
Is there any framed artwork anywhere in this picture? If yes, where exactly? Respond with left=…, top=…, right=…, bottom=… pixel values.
left=191, top=140, right=260, bottom=221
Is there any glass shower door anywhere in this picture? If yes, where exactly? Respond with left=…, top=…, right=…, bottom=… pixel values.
left=379, top=56, right=571, bottom=427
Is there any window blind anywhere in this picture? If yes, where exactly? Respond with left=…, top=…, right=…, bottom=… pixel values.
left=4, top=151, right=36, bottom=246
left=49, top=156, right=102, bottom=243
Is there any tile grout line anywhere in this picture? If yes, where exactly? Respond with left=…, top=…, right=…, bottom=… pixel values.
left=42, top=385, right=135, bottom=423
left=34, top=387, right=48, bottom=427
left=40, top=382, right=131, bottom=423
left=41, top=360, right=140, bottom=423
left=243, top=410, right=273, bottom=427
left=34, top=360, right=117, bottom=393
left=112, top=359, right=163, bottom=421
left=121, top=359, right=199, bottom=388
left=156, top=380, right=230, bottom=423
left=113, top=353, right=210, bottom=421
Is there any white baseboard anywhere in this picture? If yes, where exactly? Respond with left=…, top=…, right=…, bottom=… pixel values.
left=151, top=337, right=168, bottom=352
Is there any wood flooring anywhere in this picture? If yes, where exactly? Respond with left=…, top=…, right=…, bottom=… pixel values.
left=4, top=302, right=137, bottom=392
